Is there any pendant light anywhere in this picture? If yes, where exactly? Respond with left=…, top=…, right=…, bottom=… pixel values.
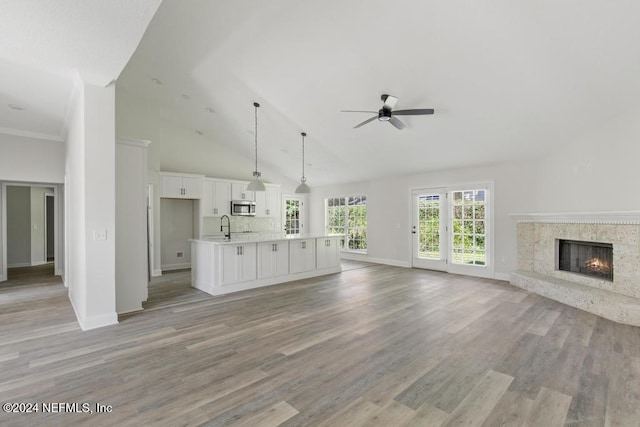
left=247, top=102, right=266, bottom=192
left=295, top=132, right=311, bottom=194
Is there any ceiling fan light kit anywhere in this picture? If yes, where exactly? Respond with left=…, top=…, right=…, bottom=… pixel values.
left=342, top=94, right=435, bottom=130
left=247, top=102, right=266, bottom=192
left=295, top=132, right=311, bottom=194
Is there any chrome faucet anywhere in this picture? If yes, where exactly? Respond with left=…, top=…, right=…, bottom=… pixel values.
left=220, top=215, right=231, bottom=240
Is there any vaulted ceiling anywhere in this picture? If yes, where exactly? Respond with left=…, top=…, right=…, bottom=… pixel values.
left=0, top=0, right=161, bottom=141
left=3, top=1, right=640, bottom=187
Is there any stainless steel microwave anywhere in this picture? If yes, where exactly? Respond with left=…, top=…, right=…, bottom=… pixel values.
left=231, top=200, right=256, bottom=216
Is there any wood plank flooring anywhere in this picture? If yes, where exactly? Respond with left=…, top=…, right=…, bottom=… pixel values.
left=1, top=263, right=640, bottom=426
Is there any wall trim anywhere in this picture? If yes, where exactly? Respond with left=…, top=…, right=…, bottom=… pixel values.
left=494, top=272, right=511, bottom=281
left=152, top=269, right=162, bottom=277
left=70, top=296, right=119, bottom=331
left=0, top=126, right=64, bottom=143
left=510, top=211, right=640, bottom=225
left=341, top=252, right=410, bottom=268
left=161, top=263, right=191, bottom=271
left=7, top=262, right=31, bottom=268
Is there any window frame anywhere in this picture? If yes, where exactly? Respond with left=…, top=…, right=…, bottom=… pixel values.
left=325, top=195, right=368, bottom=254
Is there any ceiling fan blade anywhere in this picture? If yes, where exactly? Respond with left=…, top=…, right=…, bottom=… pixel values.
left=392, top=108, right=435, bottom=116
left=389, top=116, right=407, bottom=130
left=354, top=116, right=378, bottom=129
left=341, top=110, right=377, bottom=113
left=382, top=94, right=398, bottom=110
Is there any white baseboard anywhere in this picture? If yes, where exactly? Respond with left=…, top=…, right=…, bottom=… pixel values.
left=340, top=252, right=411, bottom=268
left=7, top=262, right=31, bottom=268
left=161, top=263, right=190, bottom=271
left=69, top=295, right=119, bottom=331
left=152, top=269, right=162, bottom=277
left=8, top=261, right=49, bottom=268
left=494, top=272, right=511, bottom=281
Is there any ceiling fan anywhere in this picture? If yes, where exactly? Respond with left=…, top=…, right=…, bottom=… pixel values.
left=341, top=94, right=435, bottom=130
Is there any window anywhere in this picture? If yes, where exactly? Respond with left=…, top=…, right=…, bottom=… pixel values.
left=326, top=195, right=367, bottom=252
left=451, top=189, right=486, bottom=265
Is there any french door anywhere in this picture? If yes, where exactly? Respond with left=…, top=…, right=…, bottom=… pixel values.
left=283, top=195, right=304, bottom=235
left=412, top=188, right=448, bottom=271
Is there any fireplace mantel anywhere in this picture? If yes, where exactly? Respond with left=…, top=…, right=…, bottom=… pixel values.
left=509, top=211, right=640, bottom=225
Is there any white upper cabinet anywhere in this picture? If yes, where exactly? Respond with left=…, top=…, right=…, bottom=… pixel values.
left=202, top=179, right=231, bottom=216
left=231, top=182, right=254, bottom=201
left=255, top=184, right=280, bottom=218
left=160, top=172, right=203, bottom=199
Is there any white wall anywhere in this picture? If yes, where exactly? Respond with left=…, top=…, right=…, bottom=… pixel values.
left=535, top=106, right=640, bottom=212
left=6, top=186, right=30, bottom=267
left=310, top=161, right=539, bottom=279
left=65, top=79, right=118, bottom=330
left=0, top=134, right=65, bottom=183
left=115, top=138, right=149, bottom=314
left=65, top=80, right=88, bottom=323
left=160, top=198, right=194, bottom=270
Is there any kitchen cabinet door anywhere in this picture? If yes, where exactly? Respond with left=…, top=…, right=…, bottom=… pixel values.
left=160, top=173, right=203, bottom=199
left=289, top=239, right=316, bottom=274
left=213, top=181, right=231, bottom=216
left=231, top=183, right=254, bottom=201
left=220, top=244, right=257, bottom=285
left=203, top=180, right=231, bottom=216
left=254, top=184, right=279, bottom=218
left=258, top=241, right=289, bottom=279
left=316, top=237, right=341, bottom=269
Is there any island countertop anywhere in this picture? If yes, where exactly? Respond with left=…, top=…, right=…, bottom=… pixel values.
left=190, top=234, right=338, bottom=245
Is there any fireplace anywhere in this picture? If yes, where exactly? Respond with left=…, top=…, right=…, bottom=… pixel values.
left=557, top=239, right=613, bottom=281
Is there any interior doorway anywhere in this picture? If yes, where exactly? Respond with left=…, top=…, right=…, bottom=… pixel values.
left=1, top=182, right=63, bottom=283
left=45, top=193, right=55, bottom=262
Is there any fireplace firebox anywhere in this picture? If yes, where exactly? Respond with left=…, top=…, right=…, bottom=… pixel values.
left=557, top=239, right=613, bottom=281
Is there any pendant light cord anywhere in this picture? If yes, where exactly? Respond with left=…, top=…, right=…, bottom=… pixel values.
left=301, top=132, right=307, bottom=182
left=254, top=102, right=259, bottom=173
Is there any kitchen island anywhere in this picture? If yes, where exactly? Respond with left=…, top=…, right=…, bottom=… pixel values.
left=190, top=235, right=342, bottom=296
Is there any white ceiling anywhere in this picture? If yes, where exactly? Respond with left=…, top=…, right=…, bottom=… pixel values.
left=0, top=0, right=161, bottom=141
left=3, top=1, right=640, bottom=187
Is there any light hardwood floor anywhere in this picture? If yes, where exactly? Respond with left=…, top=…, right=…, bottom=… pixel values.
left=1, top=263, right=639, bottom=426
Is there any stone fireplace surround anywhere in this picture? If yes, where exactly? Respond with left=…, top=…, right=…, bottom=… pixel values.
left=510, top=212, right=640, bottom=326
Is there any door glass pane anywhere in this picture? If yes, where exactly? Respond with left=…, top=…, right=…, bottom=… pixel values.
left=418, top=194, right=440, bottom=260
left=450, top=189, right=486, bottom=265
left=285, top=200, right=300, bottom=235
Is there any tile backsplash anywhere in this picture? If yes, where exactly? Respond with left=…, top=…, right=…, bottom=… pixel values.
left=202, top=216, right=282, bottom=236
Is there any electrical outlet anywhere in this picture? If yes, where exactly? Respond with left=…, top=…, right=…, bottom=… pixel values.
left=176, top=252, right=184, bottom=258
left=93, top=230, right=107, bottom=241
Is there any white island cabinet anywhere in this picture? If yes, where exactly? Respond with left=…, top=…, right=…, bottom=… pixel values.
left=289, top=239, right=316, bottom=273
left=191, top=236, right=341, bottom=296
left=220, top=244, right=256, bottom=285
left=257, top=241, right=289, bottom=279
left=316, top=237, right=341, bottom=269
